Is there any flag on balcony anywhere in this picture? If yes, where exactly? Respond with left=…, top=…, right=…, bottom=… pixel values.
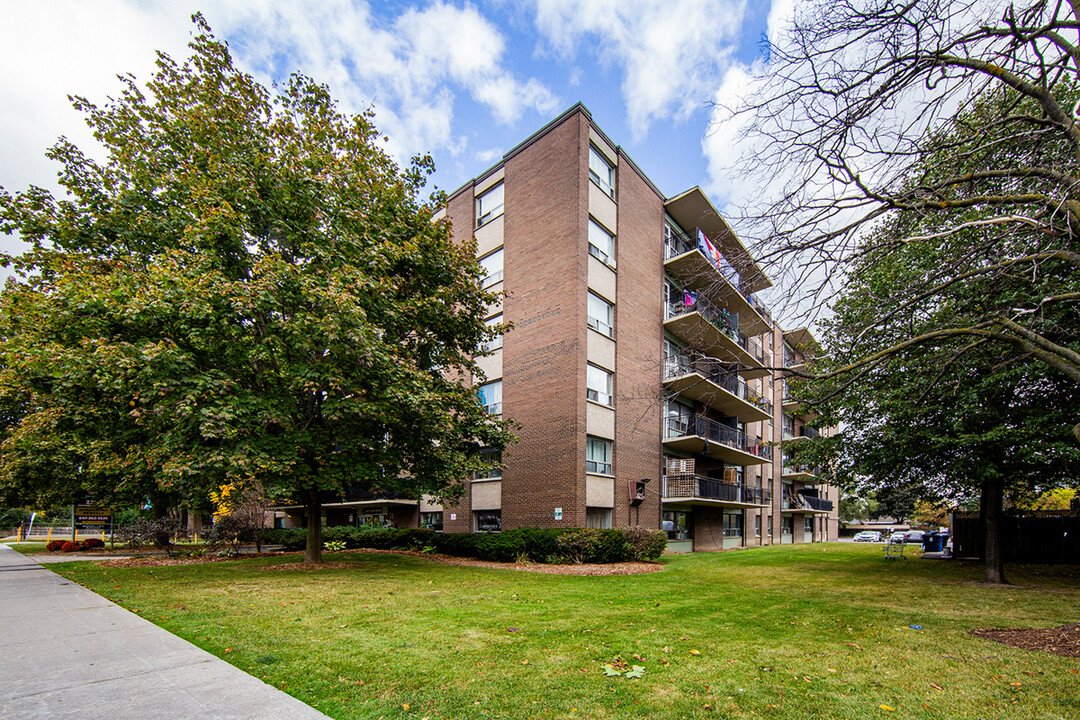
left=696, top=229, right=723, bottom=271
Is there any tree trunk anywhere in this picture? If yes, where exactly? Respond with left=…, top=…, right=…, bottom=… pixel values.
left=304, top=489, right=322, bottom=564
left=982, top=477, right=1008, bottom=584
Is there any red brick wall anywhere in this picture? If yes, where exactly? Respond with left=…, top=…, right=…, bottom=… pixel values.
left=498, top=110, right=591, bottom=529
left=612, top=155, right=664, bottom=529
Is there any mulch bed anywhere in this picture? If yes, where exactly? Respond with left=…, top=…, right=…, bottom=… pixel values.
left=969, top=622, right=1080, bottom=657
left=97, top=548, right=663, bottom=575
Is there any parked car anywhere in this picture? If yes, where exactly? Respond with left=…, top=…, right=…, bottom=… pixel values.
left=853, top=531, right=882, bottom=542
left=888, top=531, right=907, bottom=544
left=905, top=530, right=926, bottom=544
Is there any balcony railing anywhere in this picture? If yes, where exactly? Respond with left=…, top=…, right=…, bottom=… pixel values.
left=783, top=425, right=820, bottom=440
left=664, top=225, right=773, bottom=322
left=663, top=474, right=772, bottom=505
left=664, top=356, right=773, bottom=415
left=665, top=415, right=772, bottom=461
left=797, top=494, right=833, bottom=511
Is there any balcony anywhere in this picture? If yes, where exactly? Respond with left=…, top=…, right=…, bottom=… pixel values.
left=781, top=393, right=820, bottom=422
left=664, top=415, right=771, bottom=466
left=664, top=296, right=768, bottom=379
left=663, top=356, right=772, bottom=422
left=785, top=493, right=834, bottom=513
left=663, top=226, right=772, bottom=337
left=783, top=425, right=820, bottom=442
left=662, top=474, right=772, bottom=508
left=781, top=463, right=818, bottom=481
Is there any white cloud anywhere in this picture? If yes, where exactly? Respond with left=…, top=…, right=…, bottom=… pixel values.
left=0, top=0, right=557, bottom=209
left=530, top=0, right=747, bottom=139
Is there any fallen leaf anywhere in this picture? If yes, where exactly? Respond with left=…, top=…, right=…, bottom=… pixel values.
left=402, top=703, right=410, bottom=711
left=930, top=683, right=943, bottom=691
left=880, top=704, right=895, bottom=711
left=690, top=650, right=701, bottom=656
left=625, top=665, right=646, bottom=679
left=603, top=665, right=623, bottom=677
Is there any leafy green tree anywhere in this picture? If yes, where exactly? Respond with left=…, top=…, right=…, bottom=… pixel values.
left=0, top=16, right=512, bottom=563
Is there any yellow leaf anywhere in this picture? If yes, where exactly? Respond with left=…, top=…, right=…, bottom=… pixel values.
left=879, top=705, right=895, bottom=711
left=690, top=649, right=701, bottom=656
left=402, top=703, right=410, bottom=711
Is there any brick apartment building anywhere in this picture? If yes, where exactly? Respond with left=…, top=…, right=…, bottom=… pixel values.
left=276, top=103, right=838, bottom=551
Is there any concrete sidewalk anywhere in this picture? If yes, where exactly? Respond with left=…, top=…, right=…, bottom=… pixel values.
left=0, top=545, right=332, bottom=720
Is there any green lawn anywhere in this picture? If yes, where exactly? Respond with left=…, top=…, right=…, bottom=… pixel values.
left=51, top=543, right=1079, bottom=720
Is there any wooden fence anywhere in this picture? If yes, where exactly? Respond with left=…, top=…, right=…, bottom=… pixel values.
left=952, top=510, right=1080, bottom=564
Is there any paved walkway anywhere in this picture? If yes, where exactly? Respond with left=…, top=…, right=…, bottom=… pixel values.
left=0, top=545, right=332, bottom=720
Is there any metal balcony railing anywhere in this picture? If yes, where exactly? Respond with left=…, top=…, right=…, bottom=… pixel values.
left=664, top=415, right=772, bottom=460
left=783, top=425, right=820, bottom=440
left=797, top=494, right=833, bottom=511
left=663, top=356, right=773, bottom=415
left=663, top=474, right=772, bottom=505
left=664, top=225, right=773, bottom=322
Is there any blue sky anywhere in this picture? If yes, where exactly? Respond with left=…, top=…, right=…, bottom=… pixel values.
left=0, top=0, right=790, bottom=232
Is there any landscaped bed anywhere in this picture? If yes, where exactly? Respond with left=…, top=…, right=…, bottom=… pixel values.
left=50, top=543, right=1079, bottom=720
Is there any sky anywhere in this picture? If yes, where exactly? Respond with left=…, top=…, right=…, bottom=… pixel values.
left=0, top=0, right=793, bottom=247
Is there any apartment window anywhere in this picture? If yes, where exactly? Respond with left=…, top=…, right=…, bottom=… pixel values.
left=586, top=436, right=612, bottom=475
left=480, top=314, right=502, bottom=352
left=475, top=449, right=502, bottom=480
left=586, top=507, right=612, bottom=529
left=723, top=511, right=743, bottom=537
left=478, top=380, right=502, bottom=414
left=587, top=292, right=614, bottom=338
left=782, top=413, right=795, bottom=438
left=588, top=146, right=614, bottom=197
left=420, top=512, right=444, bottom=531
left=586, top=364, right=613, bottom=406
left=479, top=249, right=503, bottom=288
left=474, top=509, right=501, bottom=532
left=588, top=219, right=615, bottom=268
left=663, top=510, right=692, bottom=541
left=665, top=399, right=693, bottom=437
left=804, top=516, right=814, bottom=535
left=755, top=513, right=761, bottom=538
left=476, top=182, right=504, bottom=227
left=664, top=339, right=691, bottom=378
left=781, top=515, right=794, bottom=536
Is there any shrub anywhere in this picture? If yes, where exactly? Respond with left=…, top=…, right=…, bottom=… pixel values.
left=60, top=541, right=82, bottom=552
left=556, top=528, right=600, bottom=564
left=81, top=538, right=105, bottom=550
left=46, top=540, right=66, bottom=552
left=588, top=529, right=630, bottom=564
left=623, top=526, right=667, bottom=561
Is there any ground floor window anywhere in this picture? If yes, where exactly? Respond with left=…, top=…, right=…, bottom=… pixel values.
left=663, top=510, right=692, bottom=540
left=420, top=512, right=444, bottom=531
left=474, top=509, right=501, bottom=533
left=586, top=507, right=612, bottom=529
left=781, top=515, right=794, bottom=535
left=804, top=516, right=814, bottom=536
left=723, top=510, right=743, bottom=537
left=754, top=513, right=761, bottom=538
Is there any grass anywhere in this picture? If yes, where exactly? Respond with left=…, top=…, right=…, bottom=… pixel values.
left=50, top=543, right=1079, bottom=720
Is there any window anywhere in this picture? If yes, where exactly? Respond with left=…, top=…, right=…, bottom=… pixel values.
left=804, top=516, right=814, bottom=535
left=586, top=364, right=613, bottom=406
left=588, top=219, right=615, bottom=267
left=478, top=380, right=502, bottom=414
left=665, top=399, right=693, bottom=437
left=480, top=314, right=502, bottom=352
left=723, top=511, right=743, bottom=537
left=474, top=509, right=501, bottom=532
left=663, top=510, right=692, bottom=540
left=479, top=249, right=503, bottom=288
left=782, top=413, right=795, bottom=439
left=586, top=507, right=612, bottom=529
left=475, top=449, right=502, bottom=480
left=587, top=292, right=613, bottom=338
left=420, top=512, right=443, bottom=531
left=781, top=515, right=794, bottom=536
left=476, top=182, right=504, bottom=227
left=588, top=146, right=614, bottom=197
left=754, top=513, right=761, bottom=538
left=585, top=436, right=612, bottom=475
left=664, top=339, right=690, bottom=378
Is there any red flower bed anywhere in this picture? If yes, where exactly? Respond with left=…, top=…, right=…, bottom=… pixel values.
left=60, top=541, right=82, bottom=552
left=81, top=538, right=105, bottom=549
left=46, top=540, right=67, bottom=552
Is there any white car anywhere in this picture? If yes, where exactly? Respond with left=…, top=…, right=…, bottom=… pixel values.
left=853, top=531, right=882, bottom=542
left=888, top=531, right=907, bottom=544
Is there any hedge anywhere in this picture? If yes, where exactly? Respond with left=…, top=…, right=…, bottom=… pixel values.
left=259, top=526, right=666, bottom=563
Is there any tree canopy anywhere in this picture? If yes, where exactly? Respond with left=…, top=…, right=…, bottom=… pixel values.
left=0, top=16, right=512, bottom=562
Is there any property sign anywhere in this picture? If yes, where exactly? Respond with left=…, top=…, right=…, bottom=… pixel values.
left=74, top=505, right=112, bottom=528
